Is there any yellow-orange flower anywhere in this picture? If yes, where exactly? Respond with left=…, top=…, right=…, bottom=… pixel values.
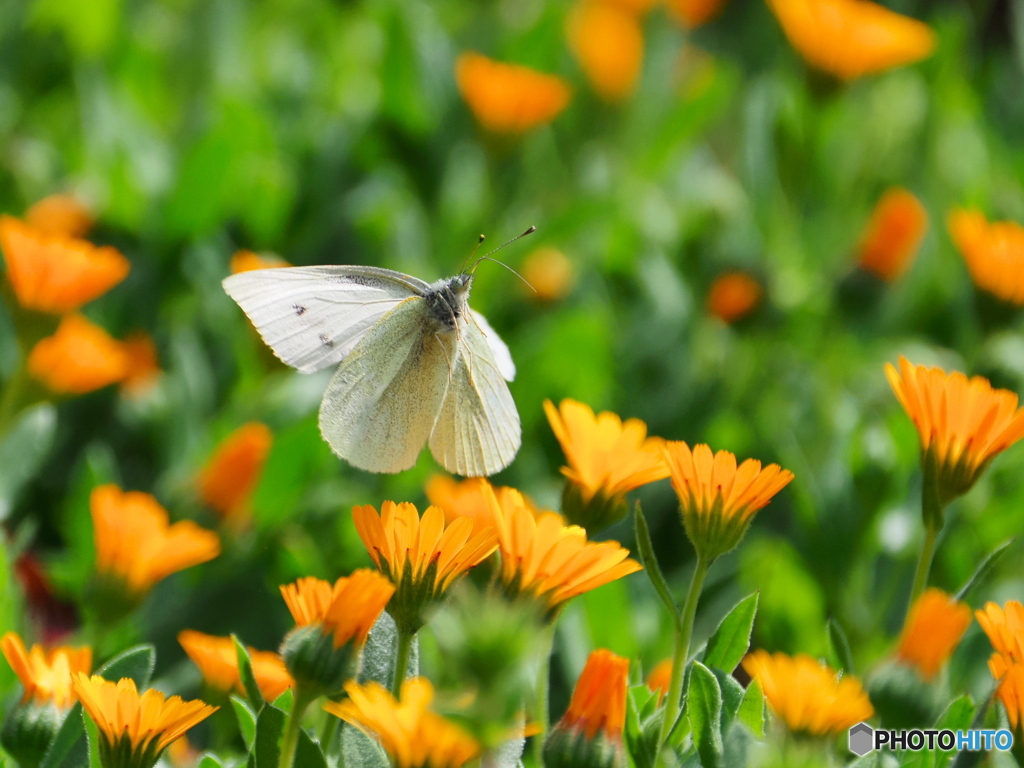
left=741, top=651, right=873, bottom=736
left=977, top=600, right=1024, bottom=677
left=26, top=194, right=93, bottom=238
left=948, top=209, right=1024, bottom=306
left=325, top=678, right=480, bottom=768
left=280, top=571, right=395, bottom=650
left=197, top=423, right=273, bottom=522
left=455, top=52, right=571, bottom=134
left=707, top=272, right=762, bottom=323
left=886, top=357, right=1024, bottom=520
left=91, top=484, right=221, bottom=596
left=426, top=475, right=537, bottom=538
left=353, top=501, right=497, bottom=633
left=0, top=215, right=129, bottom=314
left=120, top=332, right=161, bottom=397
left=858, top=188, right=929, bottom=281
left=646, top=659, right=672, bottom=704
left=567, top=1, right=644, bottom=103
left=0, top=632, right=92, bottom=708
left=521, top=247, right=574, bottom=302
left=485, top=483, right=641, bottom=616
left=178, top=631, right=292, bottom=701
left=895, top=588, right=971, bottom=680
left=995, top=663, right=1024, bottom=732
left=664, top=441, right=793, bottom=561
left=767, top=0, right=935, bottom=81
left=28, top=314, right=129, bottom=394
left=229, top=249, right=290, bottom=274
left=544, top=399, right=669, bottom=515
left=666, top=0, right=727, bottom=27
left=72, top=674, right=216, bottom=767
left=562, top=649, right=629, bottom=740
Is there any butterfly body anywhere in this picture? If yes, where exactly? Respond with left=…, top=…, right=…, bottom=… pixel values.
left=223, top=265, right=520, bottom=477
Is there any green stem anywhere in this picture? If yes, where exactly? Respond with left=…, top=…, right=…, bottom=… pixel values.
left=654, top=555, right=710, bottom=768
left=278, top=690, right=314, bottom=768
left=320, top=713, right=340, bottom=765
left=0, top=363, right=28, bottom=435
left=909, top=526, right=939, bottom=608
left=391, top=630, right=414, bottom=697
left=531, top=623, right=556, bottom=766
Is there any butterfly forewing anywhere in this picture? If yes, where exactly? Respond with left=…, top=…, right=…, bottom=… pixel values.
left=318, top=297, right=458, bottom=473
left=428, top=315, right=521, bottom=477
left=222, top=266, right=427, bottom=373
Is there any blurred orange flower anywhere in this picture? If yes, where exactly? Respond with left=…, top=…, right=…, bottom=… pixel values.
left=0, top=632, right=92, bottom=709
left=561, top=649, right=629, bottom=740
left=28, top=314, right=129, bottom=394
left=25, top=194, right=93, bottom=238
left=977, top=600, right=1024, bottom=674
left=707, top=272, right=762, bottom=323
left=230, top=249, right=291, bottom=274
left=425, top=475, right=536, bottom=537
left=197, top=423, right=273, bottom=522
left=767, top=0, right=935, bottom=81
left=0, top=215, right=129, bottom=314
left=92, top=484, right=220, bottom=595
left=858, top=188, right=929, bottom=281
left=521, top=247, right=574, bottom=302
left=646, top=658, right=672, bottom=704
left=666, top=0, right=727, bottom=27
left=896, top=588, right=971, bottom=680
left=948, top=209, right=1024, bottom=306
left=280, top=571, right=395, bottom=650
left=455, top=53, right=571, bottom=134
left=178, top=630, right=293, bottom=701
left=120, top=332, right=162, bottom=397
left=567, top=1, right=644, bottom=102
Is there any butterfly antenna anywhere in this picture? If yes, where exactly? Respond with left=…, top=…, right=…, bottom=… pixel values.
left=460, top=234, right=486, bottom=274
left=475, top=256, right=538, bottom=294
left=468, top=226, right=537, bottom=273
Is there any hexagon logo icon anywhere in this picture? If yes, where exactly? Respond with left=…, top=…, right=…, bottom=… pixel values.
left=849, top=722, right=874, bottom=756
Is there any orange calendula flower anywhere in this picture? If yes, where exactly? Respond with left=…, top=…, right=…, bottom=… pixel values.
left=120, top=332, right=161, bottom=397
left=485, top=483, right=641, bottom=618
left=895, top=588, right=971, bottom=680
left=353, top=501, right=498, bottom=634
left=977, top=600, right=1024, bottom=677
left=91, top=484, right=220, bottom=600
left=995, top=662, right=1024, bottom=734
left=26, top=194, right=93, bottom=238
left=742, top=651, right=874, bottom=736
left=567, top=0, right=644, bottom=103
left=545, top=398, right=669, bottom=531
left=886, top=357, right=1024, bottom=524
left=325, top=678, right=480, bottom=768
left=707, top=272, right=763, bottom=323
left=767, top=0, right=935, bottom=81
left=0, top=215, right=129, bottom=314
left=426, top=475, right=537, bottom=538
left=72, top=674, right=217, bottom=768
left=857, top=188, right=929, bottom=281
left=28, top=314, right=129, bottom=394
left=229, top=249, right=291, bottom=274
left=666, top=0, right=727, bottom=27
left=948, top=209, right=1024, bottom=306
left=0, top=632, right=92, bottom=708
left=664, top=441, right=793, bottom=561
left=646, top=659, right=672, bottom=704
left=545, top=649, right=629, bottom=768
left=178, top=630, right=292, bottom=701
left=521, top=247, right=574, bottom=302
left=197, top=423, right=273, bottom=523
left=455, top=52, right=572, bottom=134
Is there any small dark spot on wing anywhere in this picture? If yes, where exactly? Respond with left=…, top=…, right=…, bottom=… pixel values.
left=294, top=304, right=307, bottom=316
left=319, top=333, right=334, bottom=348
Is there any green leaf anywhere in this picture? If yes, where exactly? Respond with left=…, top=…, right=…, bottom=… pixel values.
left=625, top=685, right=659, bottom=768
left=296, top=728, right=329, bottom=768
left=634, top=504, right=679, bottom=623
left=252, top=705, right=286, bottom=768
left=703, top=593, right=758, bottom=674
left=711, top=668, right=745, bottom=731
left=97, top=645, right=155, bottom=687
left=341, top=724, right=388, bottom=768
left=736, top=680, right=765, bottom=739
left=39, top=704, right=88, bottom=768
left=272, top=688, right=294, bottom=714
left=956, top=539, right=1014, bottom=601
left=234, top=635, right=266, bottom=711
left=0, top=403, right=56, bottom=522
left=825, top=618, right=855, bottom=675
left=83, top=711, right=102, bottom=768
left=905, top=695, right=974, bottom=768
left=231, top=695, right=257, bottom=751
left=198, top=754, right=225, bottom=768
left=360, top=613, right=418, bottom=690
left=686, top=661, right=724, bottom=768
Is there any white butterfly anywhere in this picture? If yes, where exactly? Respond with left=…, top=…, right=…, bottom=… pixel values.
left=222, top=264, right=521, bottom=477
